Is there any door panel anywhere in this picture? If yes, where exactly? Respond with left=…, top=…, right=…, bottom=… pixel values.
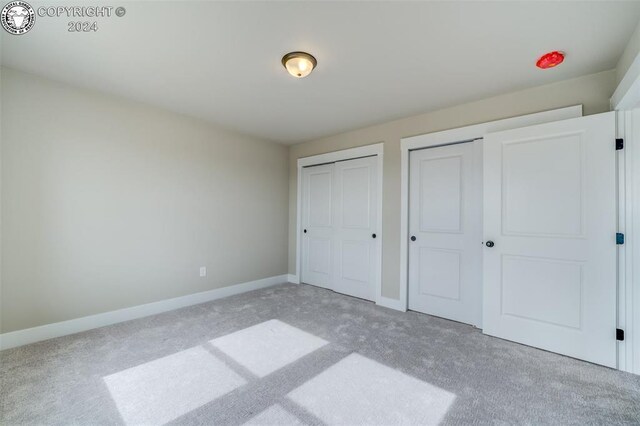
left=502, top=134, right=584, bottom=237
left=308, top=171, right=333, bottom=227
left=341, top=165, right=371, bottom=228
left=501, top=256, right=583, bottom=329
left=333, top=157, right=378, bottom=301
left=483, top=112, right=616, bottom=367
left=419, top=155, right=463, bottom=232
left=301, top=164, right=335, bottom=288
left=340, top=240, right=371, bottom=283
left=408, top=141, right=483, bottom=326
left=307, top=238, right=332, bottom=277
left=418, top=247, right=461, bottom=300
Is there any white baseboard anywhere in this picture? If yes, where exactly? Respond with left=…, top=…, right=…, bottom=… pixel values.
left=0, top=274, right=288, bottom=351
left=376, top=296, right=406, bottom=312
left=287, top=274, right=300, bottom=284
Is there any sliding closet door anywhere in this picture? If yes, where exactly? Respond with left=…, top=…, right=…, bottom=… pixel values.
left=301, top=156, right=379, bottom=301
left=408, top=141, right=482, bottom=326
left=333, top=156, right=379, bottom=301
left=301, top=164, right=335, bottom=289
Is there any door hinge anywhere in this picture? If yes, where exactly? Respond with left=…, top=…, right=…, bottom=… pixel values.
left=616, top=233, right=625, bottom=245
left=616, top=138, right=624, bottom=150
left=617, top=328, right=625, bottom=341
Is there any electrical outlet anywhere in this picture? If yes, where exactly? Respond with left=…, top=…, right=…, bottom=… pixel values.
left=199, top=267, right=207, bottom=277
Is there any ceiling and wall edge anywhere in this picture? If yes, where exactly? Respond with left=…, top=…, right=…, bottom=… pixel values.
left=0, top=65, right=620, bottom=148
left=289, top=68, right=617, bottom=148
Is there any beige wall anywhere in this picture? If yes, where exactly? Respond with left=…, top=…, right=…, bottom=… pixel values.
left=288, top=69, right=617, bottom=300
left=1, top=68, right=289, bottom=333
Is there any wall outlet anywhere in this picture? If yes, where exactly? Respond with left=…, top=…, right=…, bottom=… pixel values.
left=199, top=266, right=207, bottom=277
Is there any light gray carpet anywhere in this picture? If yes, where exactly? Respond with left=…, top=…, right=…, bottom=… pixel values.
left=1, top=283, right=640, bottom=425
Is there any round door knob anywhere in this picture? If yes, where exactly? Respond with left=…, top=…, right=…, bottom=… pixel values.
left=372, top=233, right=377, bottom=239
left=303, top=229, right=307, bottom=233
left=410, top=236, right=417, bottom=242
left=485, top=240, right=494, bottom=248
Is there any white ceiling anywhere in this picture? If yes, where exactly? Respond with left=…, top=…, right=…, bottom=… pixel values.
left=3, top=1, right=640, bottom=144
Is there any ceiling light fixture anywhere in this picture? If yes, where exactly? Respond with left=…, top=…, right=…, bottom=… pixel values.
left=282, top=51, right=317, bottom=78
left=536, top=51, right=565, bottom=69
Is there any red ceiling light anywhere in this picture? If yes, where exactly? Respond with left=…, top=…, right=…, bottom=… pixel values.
left=536, top=51, right=565, bottom=69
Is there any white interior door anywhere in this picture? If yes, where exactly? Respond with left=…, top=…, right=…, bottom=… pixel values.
left=483, top=112, right=617, bottom=367
left=301, top=164, right=335, bottom=289
left=408, top=141, right=483, bottom=326
left=333, top=156, right=379, bottom=301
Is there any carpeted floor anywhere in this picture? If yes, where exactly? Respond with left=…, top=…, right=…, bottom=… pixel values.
left=1, top=283, right=640, bottom=425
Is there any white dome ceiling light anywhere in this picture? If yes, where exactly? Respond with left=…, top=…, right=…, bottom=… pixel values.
left=282, top=51, right=317, bottom=78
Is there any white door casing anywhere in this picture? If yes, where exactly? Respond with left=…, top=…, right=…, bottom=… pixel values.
left=333, top=156, right=379, bottom=301
left=483, top=112, right=617, bottom=367
left=408, top=141, right=483, bottom=326
left=301, top=164, right=335, bottom=289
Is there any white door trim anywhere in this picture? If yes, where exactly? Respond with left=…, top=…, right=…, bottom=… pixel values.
left=295, top=143, right=384, bottom=304
left=616, top=109, right=639, bottom=375
left=629, top=110, right=640, bottom=375
left=398, top=106, right=583, bottom=313
left=612, top=59, right=640, bottom=375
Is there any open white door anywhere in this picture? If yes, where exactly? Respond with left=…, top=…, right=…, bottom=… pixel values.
left=408, top=141, right=483, bottom=326
left=301, top=164, right=335, bottom=289
left=333, top=156, right=379, bottom=301
left=483, top=112, right=617, bottom=367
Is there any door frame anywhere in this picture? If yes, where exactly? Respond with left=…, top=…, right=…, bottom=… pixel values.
left=294, top=143, right=384, bottom=304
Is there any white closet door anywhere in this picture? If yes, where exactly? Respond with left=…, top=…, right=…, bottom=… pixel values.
left=301, top=164, right=335, bottom=289
left=483, top=112, right=617, bottom=367
left=408, top=141, right=483, bottom=326
left=333, top=156, right=378, bottom=301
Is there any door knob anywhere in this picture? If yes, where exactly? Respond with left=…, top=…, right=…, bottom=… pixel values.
left=485, top=240, right=494, bottom=248
left=303, top=229, right=307, bottom=233
left=410, top=236, right=417, bottom=242
left=372, top=233, right=377, bottom=239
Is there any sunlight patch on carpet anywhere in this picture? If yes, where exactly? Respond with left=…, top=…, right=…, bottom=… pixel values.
left=103, top=346, right=245, bottom=425
left=287, top=353, right=456, bottom=425
left=210, top=319, right=328, bottom=377
left=243, top=404, right=305, bottom=425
